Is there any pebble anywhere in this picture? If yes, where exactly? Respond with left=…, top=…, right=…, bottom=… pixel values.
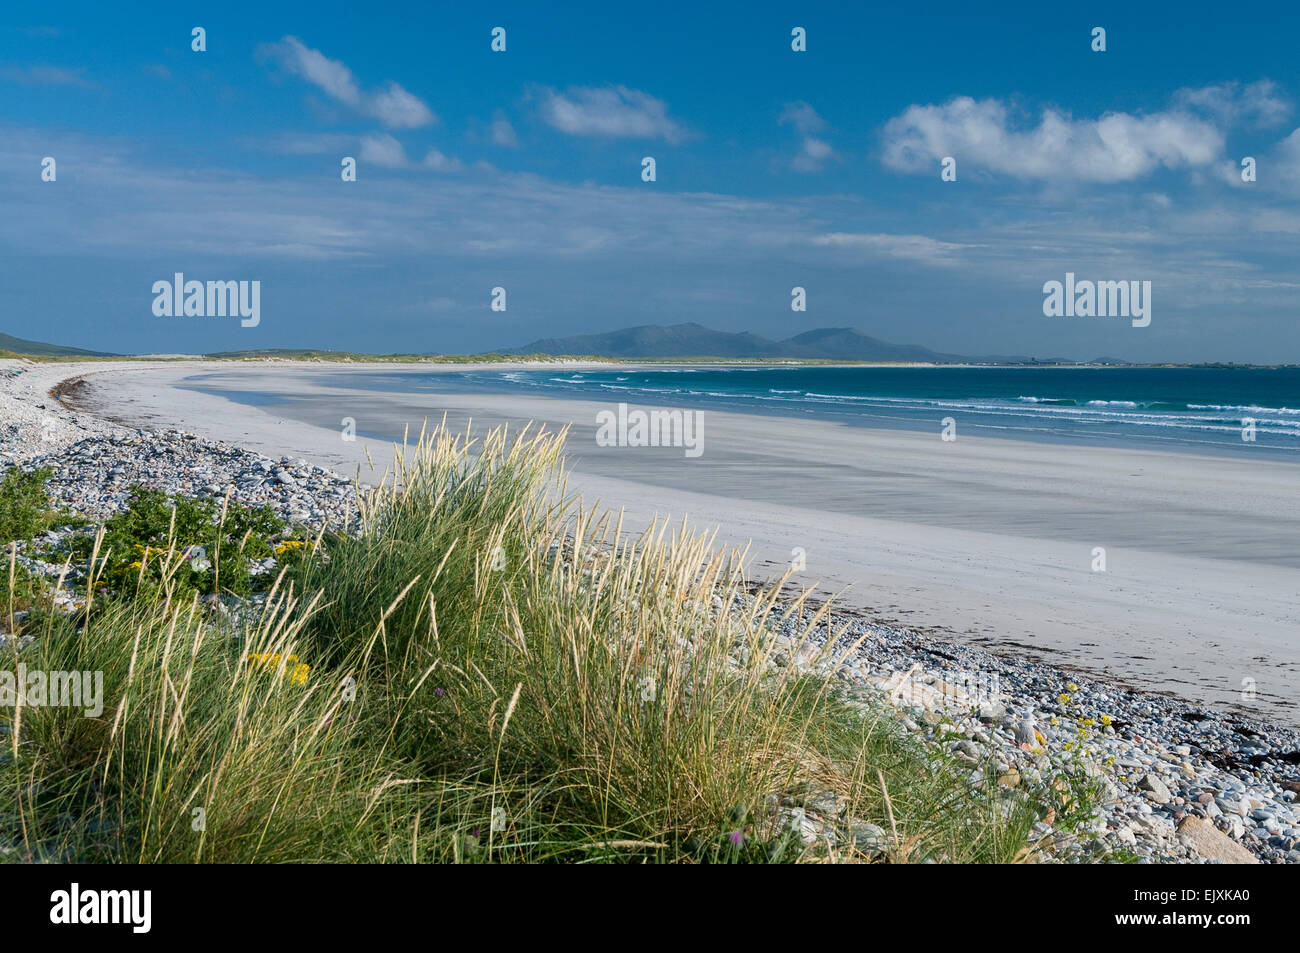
left=764, top=599, right=1300, bottom=864
left=11, top=431, right=358, bottom=532
left=5, top=359, right=1300, bottom=864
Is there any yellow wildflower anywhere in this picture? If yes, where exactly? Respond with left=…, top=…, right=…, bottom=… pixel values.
left=247, top=652, right=309, bottom=686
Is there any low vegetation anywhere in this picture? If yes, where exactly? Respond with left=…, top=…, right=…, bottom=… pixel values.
left=64, top=487, right=294, bottom=599
left=0, top=467, right=61, bottom=543
left=1, top=424, right=1073, bottom=863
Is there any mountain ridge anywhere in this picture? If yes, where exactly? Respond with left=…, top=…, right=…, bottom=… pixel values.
left=502, top=322, right=1071, bottom=363
left=0, top=332, right=116, bottom=357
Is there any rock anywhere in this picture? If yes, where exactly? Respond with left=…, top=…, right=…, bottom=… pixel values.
left=1013, top=719, right=1036, bottom=745
left=978, top=701, right=1006, bottom=724
left=1216, top=814, right=1246, bottom=840
left=804, top=791, right=843, bottom=818
left=1176, top=817, right=1258, bottom=864
left=998, top=768, right=1021, bottom=788
left=1138, top=773, right=1172, bottom=804
left=199, top=593, right=228, bottom=617
left=845, top=819, right=888, bottom=855
left=777, top=808, right=819, bottom=847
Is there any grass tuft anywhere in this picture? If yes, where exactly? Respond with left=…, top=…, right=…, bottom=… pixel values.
left=1, top=422, right=1054, bottom=863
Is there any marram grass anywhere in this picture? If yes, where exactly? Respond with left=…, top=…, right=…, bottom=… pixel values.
left=1, top=422, right=1054, bottom=863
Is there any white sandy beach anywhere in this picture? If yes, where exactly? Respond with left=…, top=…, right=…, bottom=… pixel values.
left=18, top=358, right=1300, bottom=727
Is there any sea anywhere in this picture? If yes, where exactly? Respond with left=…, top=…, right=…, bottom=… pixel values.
left=201, top=365, right=1300, bottom=460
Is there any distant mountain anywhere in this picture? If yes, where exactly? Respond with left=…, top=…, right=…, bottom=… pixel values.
left=780, top=327, right=962, bottom=362
left=505, top=323, right=790, bottom=359
left=503, top=322, right=1050, bottom=363
left=0, top=332, right=115, bottom=357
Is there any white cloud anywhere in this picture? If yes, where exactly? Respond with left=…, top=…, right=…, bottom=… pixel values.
left=792, top=137, right=836, bottom=172
left=491, top=115, right=519, bottom=147
left=1271, top=127, right=1300, bottom=195
left=255, top=131, right=466, bottom=173
left=779, top=101, right=826, bottom=135
left=811, top=232, right=974, bottom=265
left=422, top=148, right=464, bottom=172
left=369, top=81, right=436, bottom=129
left=265, top=37, right=360, bottom=104
left=262, top=36, right=436, bottom=129
left=536, top=85, right=686, bottom=142
left=4, top=122, right=1295, bottom=311
left=252, top=132, right=356, bottom=155
left=780, top=102, right=837, bottom=172
left=360, top=134, right=408, bottom=168
left=1173, top=80, right=1291, bottom=128
left=881, top=95, right=1224, bottom=182
left=0, top=65, right=92, bottom=88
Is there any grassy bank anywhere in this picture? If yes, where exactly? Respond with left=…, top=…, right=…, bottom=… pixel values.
left=1, top=424, right=1069, bottom=863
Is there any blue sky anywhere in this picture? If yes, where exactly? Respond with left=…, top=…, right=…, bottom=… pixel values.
left=3, top=1, right=1300, bottom=361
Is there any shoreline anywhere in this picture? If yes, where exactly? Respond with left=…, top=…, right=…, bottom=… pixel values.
left=176, top=365, right=1300, bottom=467
left=3, top=356, right=1300, bottom=862
left=9, top=359, right=1300, bottom=729
left=11, top=359, right=1300, bottom=719
left=44, top=360, right=1300, bottom=722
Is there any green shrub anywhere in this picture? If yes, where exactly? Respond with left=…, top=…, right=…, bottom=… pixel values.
left=68, top=487, right=287, bottom=598
left=0, top=466, right=58, bottom=543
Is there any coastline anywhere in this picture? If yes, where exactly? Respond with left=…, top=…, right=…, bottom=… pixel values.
left=4, top=356, right=1300, bottom=863
left=31, top=358, right=1300, bottom=728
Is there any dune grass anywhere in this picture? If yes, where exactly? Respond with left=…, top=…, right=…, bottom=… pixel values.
left=1, top=422, right=1052, bottom=863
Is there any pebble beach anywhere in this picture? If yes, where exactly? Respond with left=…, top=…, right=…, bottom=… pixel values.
left=3, top=357, right=1299, bottom=864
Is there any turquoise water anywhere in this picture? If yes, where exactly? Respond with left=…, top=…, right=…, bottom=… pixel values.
left=191, top=365, right=1300, bottom=459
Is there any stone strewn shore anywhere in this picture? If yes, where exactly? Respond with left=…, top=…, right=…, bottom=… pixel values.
left=765, top=607, right=1300, bottom=863
left=3, top=359, right=1298, bottom=863
left=35, top=431, right=359, bottom=531
left=2, top=360, right=359, bottom=531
